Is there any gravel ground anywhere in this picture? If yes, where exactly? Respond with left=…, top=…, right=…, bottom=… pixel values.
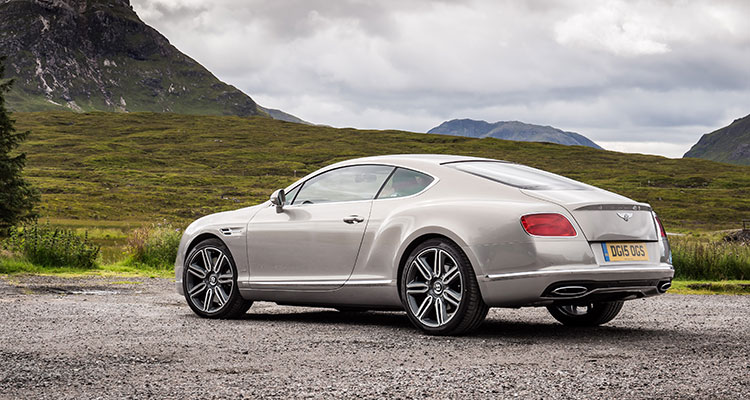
left=0, top=275, right=748, bottom=399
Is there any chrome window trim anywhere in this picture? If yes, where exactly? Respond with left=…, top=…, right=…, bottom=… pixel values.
left=279, top=163, right=439, bottom=207
left=374, top=167, right=439, bottom=202
left=288, top=163, right=396, bottom=206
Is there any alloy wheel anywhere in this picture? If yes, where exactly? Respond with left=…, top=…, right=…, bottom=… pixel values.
left=405, top=247, right=463, bottom=328
left=185, top=247, right=235, bottom=313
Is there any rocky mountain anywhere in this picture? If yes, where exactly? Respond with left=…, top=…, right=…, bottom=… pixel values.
left=428, top=119, right=602, bottom=149
left=683, top=114, right=750, bottom=166
left=0, top=0, right=306, bottom=122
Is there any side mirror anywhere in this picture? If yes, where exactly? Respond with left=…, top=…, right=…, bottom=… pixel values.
left=269, top=189, right=286, bottom=213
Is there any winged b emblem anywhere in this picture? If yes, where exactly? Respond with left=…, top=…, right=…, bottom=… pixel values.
left=617, top=212, right=634, bottom=222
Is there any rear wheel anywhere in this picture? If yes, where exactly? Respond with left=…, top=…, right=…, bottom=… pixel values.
left=400, top=238, right=488, bottom=335
left=183, top=238, right=252, bottom=319
left=546, top=301, right=624, bottom=326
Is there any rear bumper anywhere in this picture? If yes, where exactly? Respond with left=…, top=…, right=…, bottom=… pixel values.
left=478, top=264, right=674, bottom=307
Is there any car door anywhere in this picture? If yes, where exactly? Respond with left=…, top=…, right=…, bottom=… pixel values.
left=245, top=164, right=395, bottom=290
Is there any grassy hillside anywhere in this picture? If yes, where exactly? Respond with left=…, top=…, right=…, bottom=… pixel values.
left=683, top=114, right=750, bottom=166
left=13, top=112, right=750, bottom=233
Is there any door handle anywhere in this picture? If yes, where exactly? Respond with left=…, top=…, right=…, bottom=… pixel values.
left=343, top=215, right=365, bottom=224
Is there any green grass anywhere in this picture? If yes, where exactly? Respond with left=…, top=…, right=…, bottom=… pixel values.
left=122, top=224, right=181, bottom=269
left=671, top=234, right=750, bottom=280
left=0, top=257, right=173, bottom=279
left=669, top=280, right=750, bottom=295
left=5, top=221, right=100, bottom=269
left=2, top=255, right=745, bottom=295
left=12, top=111, right=750, bottom=232
left=3, top=111, right=749, bottom=285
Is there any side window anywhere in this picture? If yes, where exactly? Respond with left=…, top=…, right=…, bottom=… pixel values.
left=376, top=168, right=434, bottom=199
left=283, top=185, right=301, bottom=205
left=293, top=165, right=394, bottom=205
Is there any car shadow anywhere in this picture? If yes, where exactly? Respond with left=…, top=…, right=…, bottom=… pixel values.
left=241, top=309, right=414, bottom=329
left=474, top=318, right=664, bottom=341
left=236, top=309, right=685, bottom=343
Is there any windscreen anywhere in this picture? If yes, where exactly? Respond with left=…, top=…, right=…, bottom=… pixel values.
left=447, top=161, right=590, bottom=190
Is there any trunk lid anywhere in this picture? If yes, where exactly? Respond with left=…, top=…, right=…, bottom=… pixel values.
left=521, top=188, right=658, bottom=242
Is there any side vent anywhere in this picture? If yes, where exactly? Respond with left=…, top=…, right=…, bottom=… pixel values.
left=219, top=227, right=243, bottom=236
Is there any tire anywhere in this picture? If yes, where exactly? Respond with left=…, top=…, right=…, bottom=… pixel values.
left=546, top=301, right=624, bottom=327
left=182, top=238, right=252, bottom=319
left=400, top=238, right=488, bottom=336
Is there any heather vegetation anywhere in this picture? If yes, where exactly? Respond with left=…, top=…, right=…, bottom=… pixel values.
left=12, top=111, right=750, bottom=231
left=671, top=234, right=750, bottom=280
left=4, top=221, right=99, bottom=269
left=124, top=224, right=181, bottom=269
left=0, top=111, right=748, bottom=284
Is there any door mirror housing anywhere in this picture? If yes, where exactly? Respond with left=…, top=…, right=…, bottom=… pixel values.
left=269, top=189, right=286, bottom=213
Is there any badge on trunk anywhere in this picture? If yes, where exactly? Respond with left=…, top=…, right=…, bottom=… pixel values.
left=616, top=212, right=633, bottom=221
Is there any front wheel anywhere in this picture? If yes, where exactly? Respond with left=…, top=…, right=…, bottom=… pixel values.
left=546, top=301, right=624, bottom=327
left=183, top=238, right=252, bottom=319
left=400, top=239, right=488, bottom=336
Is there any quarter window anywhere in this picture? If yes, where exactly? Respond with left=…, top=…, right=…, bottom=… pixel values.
left=283, top=185, right=300, bottom=205
left=376, top=168, right=434, bottom=199
left=293, top=165, right=394, bottom=205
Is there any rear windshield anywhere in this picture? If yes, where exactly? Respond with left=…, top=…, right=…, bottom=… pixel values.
left=446, top=161, right=590, bottom=190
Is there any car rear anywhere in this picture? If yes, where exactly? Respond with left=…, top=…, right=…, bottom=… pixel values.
left=445, top=160, right=674, bottom=307
left=522, top=190, right=673, bottom=302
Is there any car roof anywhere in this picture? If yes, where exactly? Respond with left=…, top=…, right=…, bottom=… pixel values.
left=336, top=154, right=505, bottom=168
left=285, top=154, right=513, bottom=192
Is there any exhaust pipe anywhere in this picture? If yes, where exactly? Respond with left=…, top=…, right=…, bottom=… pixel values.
left=658, top=281, right=671, bottom=293
left=550, top=285, right=589, bottom=297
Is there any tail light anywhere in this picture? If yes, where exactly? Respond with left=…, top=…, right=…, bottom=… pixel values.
left=654, top=214, right=667, bottom=237
left=520, top=213, right=577, bottom=237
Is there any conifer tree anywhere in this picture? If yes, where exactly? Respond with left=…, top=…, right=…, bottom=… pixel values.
left=0, top=56, right=38, bottom=233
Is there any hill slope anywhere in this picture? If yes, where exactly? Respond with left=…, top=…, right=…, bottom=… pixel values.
left=0, top=0, right=303, bottom=121
left=683, top=114, right=750, bottom=165
left=13, top=112, right=750, bottom=231
left=257, top=106, right=310, bottom=125
left=428, top=119, right=602, bottom=149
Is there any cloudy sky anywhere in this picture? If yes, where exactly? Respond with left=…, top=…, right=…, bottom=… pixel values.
left=130, top=0, right=750, bottom=158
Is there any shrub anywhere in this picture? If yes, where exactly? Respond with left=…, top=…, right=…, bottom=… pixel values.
left=671, top=235, right=750, bottom=280
left=125, top=224, right=181, bottom=269
left=4, top=221, right=100, bottom=269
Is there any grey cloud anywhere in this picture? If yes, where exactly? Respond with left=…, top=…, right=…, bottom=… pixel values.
left=131, top=0, right=750, bottom=157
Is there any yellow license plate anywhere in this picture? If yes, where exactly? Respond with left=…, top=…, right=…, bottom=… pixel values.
left=602, top=242, right=649, bottom=262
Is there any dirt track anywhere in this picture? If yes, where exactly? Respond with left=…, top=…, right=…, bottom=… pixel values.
left=0, top=275, right=748, bottom=399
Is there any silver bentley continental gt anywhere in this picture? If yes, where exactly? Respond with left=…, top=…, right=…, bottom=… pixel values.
left=175, top=154, right=674, bottom=335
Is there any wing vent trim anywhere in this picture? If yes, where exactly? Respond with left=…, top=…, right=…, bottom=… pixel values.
left=219, top=227, right=243, bottom=236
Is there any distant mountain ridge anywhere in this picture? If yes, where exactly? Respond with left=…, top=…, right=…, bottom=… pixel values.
left=0, top=0, right=308, bottom=123
left=683, top=114, right=750, bottom=166
left=428, top=119, right=602, bottom=149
